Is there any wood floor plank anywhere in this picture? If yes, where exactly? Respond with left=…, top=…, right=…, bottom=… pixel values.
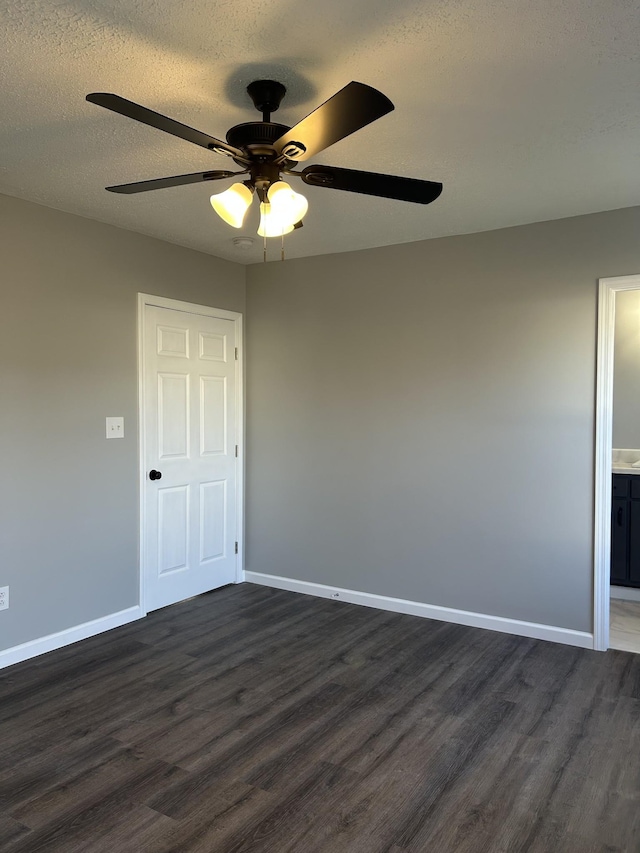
left=0, top=735, right=123, bottom=812
left=11, top=748, right=187, bottom=830
left=5, top=800, right=174, bottom=853
left=1, top=582, right=640, bottom=852
left=0, top=816, right=31, bottom=847
left=153, top=784, right=274, bottom=853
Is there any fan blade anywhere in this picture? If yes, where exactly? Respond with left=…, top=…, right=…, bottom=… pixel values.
left=300, top=165, right=443, bottom=205
left=86, top=93, right=247, bottom=161
left=273, top=82, right=393, bottom=162
left=106, top=171, right=237, bottom=194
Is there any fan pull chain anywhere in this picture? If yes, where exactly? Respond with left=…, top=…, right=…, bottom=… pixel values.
left=281, top=233, right=285, bottom=262
left=263, top=231, right=267, bottom=263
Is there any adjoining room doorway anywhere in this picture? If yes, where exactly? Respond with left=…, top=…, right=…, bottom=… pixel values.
left=594, top=274, right=640, bottom=652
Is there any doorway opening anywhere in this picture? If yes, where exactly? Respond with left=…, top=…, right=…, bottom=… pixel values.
left=594, top=274, right=640, bottom=652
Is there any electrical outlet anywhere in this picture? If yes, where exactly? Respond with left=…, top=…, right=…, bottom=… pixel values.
left=0, top=586, right=8, bottom=611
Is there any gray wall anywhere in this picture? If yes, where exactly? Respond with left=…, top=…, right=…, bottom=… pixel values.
left=613, top=289, right=640, bottom=449
left=5, top=191, right=640, bottom=652
left=246, top=206, right=640, bottom=633
left=0, top=193, right=245, bottom=652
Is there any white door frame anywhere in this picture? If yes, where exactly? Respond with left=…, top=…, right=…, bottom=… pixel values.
left=594, top=273, right=640, bottom=651
left=137, top=293, right=244, bottom=616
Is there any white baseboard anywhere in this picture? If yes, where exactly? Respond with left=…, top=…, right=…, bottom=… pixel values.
left=611, top=585, right=640, bottom=602
left=245, top=572, right=594, bottom=650
left=0, top=605, right=144, bottom=670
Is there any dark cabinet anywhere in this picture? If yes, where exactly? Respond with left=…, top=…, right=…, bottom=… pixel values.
left=630, top=502, right=640, bottom=585
left=611, top=474, right=640, bottom=587
left=611, top=497, right=629, bottom=584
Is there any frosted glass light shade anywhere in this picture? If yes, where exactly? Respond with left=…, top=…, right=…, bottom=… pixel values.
left=258, top=202, right=295, bottom=238
left=210, top=183, right=253, bottom=228
left=267, top=181, right=308, bottom=226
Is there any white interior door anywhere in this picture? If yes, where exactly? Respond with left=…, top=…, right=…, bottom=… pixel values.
left=142, top=301, right=240, bottom=612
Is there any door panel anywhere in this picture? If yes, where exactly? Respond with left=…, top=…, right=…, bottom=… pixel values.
left=200, top=376, right=226, bottom=455
left=158, top=373, right=189, bottom=458
left=200, top=480, right=226, bottom=563
left=158, top=485, right=189, bottom=574
left=199, top=331, right=226, bottom=361
left=143, top=303, right=238, bottom=611
left=157, top=325, right=189, bottom=358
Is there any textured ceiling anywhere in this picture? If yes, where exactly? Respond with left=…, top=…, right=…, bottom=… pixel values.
left=1, top=0, right=639, bottom=265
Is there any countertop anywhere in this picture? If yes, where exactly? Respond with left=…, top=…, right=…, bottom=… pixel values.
left=612, top=450, right=640, bottom=475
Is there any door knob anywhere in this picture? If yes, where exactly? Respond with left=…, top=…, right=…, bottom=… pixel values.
left=149, top=469, right=162, bottom=481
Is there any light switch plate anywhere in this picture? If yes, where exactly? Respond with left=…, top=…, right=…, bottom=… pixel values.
left=106, top=416, right=124, bottom=439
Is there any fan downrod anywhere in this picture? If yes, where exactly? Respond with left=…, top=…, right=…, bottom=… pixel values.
left=246, top=80, right=287, bottom=122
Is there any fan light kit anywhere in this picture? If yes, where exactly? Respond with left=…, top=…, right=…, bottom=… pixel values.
left=86, top=79, right=443, bottom=260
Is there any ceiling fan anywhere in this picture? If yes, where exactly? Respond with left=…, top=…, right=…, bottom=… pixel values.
left=86, top=80, right=443, bottom=239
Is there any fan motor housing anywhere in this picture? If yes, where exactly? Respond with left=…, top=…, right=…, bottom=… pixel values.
left=226, top=121, right=290, bottom=150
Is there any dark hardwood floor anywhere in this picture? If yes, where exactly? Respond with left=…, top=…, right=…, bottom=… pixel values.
left=1, top=583, right=640, bottom=852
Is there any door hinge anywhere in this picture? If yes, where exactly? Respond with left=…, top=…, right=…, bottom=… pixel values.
left=235, top=444, right=238, bottom=457
left=235, top=347, right=238, bottom=360
left=235, top=542, right=238, bottom=554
